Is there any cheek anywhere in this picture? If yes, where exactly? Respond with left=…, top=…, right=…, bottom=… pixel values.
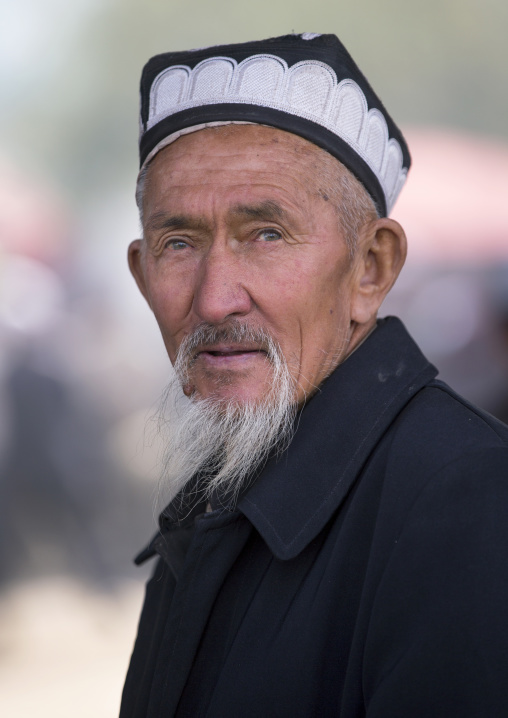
left=283, top=255, right=352, bottom=319
left=291, top=263, right=356, bottom=359
left=255, top=261, right=343, bottom=361
left=144, top=266, right=195, bottom=352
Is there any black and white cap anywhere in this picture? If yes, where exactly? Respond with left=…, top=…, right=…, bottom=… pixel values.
left=139, top=33, right=410, bottom=216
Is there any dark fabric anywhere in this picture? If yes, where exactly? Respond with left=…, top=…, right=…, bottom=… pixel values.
left=120, top=317, right=508, bottom=718
left=138, top=33, right=411, bottom=217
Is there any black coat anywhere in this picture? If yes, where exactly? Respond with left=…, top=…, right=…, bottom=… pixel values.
left=120, top=317, right=508, bottom=718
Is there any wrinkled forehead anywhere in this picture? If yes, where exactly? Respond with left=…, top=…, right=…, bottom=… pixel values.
left=140, top=124, right=345, bottom=224
left=137, top=124, right=347, bottom=202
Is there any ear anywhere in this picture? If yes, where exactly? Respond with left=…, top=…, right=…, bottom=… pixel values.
left=350, top=217, right=407, bottom=325
left=128, top=239, right=152, bottom=308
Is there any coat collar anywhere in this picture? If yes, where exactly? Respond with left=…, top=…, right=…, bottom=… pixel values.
left=237, top=317, right=438, bottom=560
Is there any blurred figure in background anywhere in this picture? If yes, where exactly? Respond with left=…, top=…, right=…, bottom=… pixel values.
left=0, top=162, right=154, bottom=586
left=487, top=264, right=508, bottom=424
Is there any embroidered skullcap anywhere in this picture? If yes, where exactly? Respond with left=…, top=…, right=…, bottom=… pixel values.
left=138, top=33, right=410, bottom=216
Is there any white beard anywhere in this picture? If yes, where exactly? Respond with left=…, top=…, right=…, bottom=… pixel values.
left=153, top=321, right=298, bottom=510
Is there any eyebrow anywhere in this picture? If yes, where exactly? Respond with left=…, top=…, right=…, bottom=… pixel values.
left=145, top=211, right=210, bottom=233
left=144, top=200, right=293, bottom=235
left=230, top=200, right=291, bottom=224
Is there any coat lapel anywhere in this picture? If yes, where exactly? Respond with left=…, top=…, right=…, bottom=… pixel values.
left=239, top=317, right=438, bottom=560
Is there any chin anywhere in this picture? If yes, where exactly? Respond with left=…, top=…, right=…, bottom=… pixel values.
left=191, top=372, right=270, bottom=406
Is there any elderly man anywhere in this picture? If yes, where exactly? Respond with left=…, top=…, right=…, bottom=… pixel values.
left=120, top=34, right=508, bottom=718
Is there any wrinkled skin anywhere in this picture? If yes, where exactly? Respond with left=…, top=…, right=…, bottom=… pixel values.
left=129, top=125, right=406, bottom=405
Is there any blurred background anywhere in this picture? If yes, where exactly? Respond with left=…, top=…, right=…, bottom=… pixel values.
left=1, top=0, right=507, bottom=715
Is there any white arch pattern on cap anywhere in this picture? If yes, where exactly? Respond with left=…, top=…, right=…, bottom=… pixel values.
left=146, top=54, right=407, bottom=213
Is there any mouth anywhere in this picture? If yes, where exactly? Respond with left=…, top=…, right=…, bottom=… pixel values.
left=194, top=344, right=268, bottom=366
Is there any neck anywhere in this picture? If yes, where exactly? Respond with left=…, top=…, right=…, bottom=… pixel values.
left=344, top=318, right=378, bottom=362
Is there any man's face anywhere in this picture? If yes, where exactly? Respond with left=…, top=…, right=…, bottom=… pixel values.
left=132, top=125, right=365, bottom=406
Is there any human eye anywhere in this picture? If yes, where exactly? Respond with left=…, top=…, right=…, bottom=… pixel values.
left=164, top=237, right=190, bottom=250
left=256, top=228, right=283, bottom=242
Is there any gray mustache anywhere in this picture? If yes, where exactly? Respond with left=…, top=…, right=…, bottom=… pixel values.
left=176, top=321, right=278, bottom=369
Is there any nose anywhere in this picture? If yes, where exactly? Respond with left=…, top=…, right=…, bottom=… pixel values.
left=192, top=245, right=253, bottom=324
